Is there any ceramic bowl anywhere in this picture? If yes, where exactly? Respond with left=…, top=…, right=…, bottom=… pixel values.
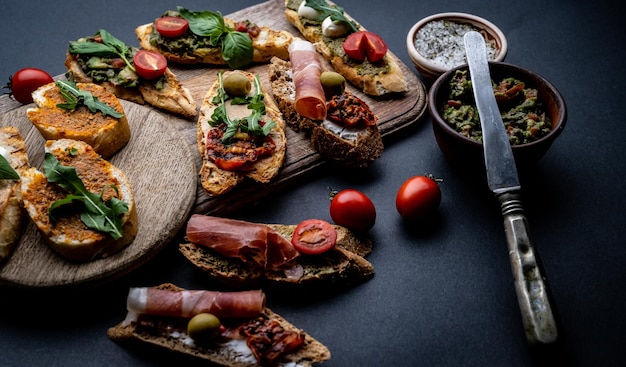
left=428, top=61, right=567, bottom=170
left=407, top=12, right=508, bottom=83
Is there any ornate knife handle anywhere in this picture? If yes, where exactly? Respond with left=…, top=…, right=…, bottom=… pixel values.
left=496, top=191, right=559, bottom=344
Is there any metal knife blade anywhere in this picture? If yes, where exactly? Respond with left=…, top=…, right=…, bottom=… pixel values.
left=463, top=31, right=559, bottom=345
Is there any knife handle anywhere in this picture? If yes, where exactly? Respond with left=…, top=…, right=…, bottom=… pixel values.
left=496, top=191, right=559, bottom=344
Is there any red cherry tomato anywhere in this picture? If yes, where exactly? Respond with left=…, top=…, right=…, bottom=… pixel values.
left=329, top=189, right=376, bottom=232
left=154, top=16, right=189, bottom=38
left=3, top=68, right=54, bottom=104
left=396, top=175, right=442, bottom=222
left=291, top=219, right=337, bottom=255
left=342, top=31, right=388, bottom=62
left=133, top=50, right=167, bottom=80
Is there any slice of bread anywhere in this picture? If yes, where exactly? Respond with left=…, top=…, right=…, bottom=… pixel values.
left=268, top=57, right=383, bottom=168
left=197, top=70, right=287, bottom=196
left=20, top=139, right=138, bottom=262
left=284, top=0, right=408, bottom=96
left=27, top=82, right=130, bottom=159
left=179, top=223, right=374, bottom=289
left=107, top=283, right=331, bottom=367
left=135, top=16, right=294, bottom=65
left=0, top=126, right=29, bottom=261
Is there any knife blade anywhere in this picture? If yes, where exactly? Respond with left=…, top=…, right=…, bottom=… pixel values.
left=463, top=31, right=558, bottom=345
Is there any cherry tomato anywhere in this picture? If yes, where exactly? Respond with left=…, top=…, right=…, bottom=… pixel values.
left=329, top=189, right=376, bottom=232
left=3, top=68, right=53, bottom=104
left=155, top=16, right=189, bottom=38
left=396, top=175, right=442, bottom=222
left=342, top=31, right=388, bottom=62
left=291, top=219, right=337, bottom=255
left=133, top=50, right=167, bottom=80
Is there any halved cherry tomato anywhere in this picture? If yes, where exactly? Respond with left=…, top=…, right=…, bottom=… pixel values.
left=329, top=189, right=376, bottom=232
left=342, top=31, right=388, bottom=62
left=154, top=16, right=189, bottom=38
left=291, top=219, right=337, bottom=255
left=396, top=175, right=442, bottom=222
left=3, top=68, right=53, bottom=104
left=133, top=50, right=167, bottom=80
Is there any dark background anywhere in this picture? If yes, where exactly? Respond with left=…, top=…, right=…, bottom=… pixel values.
left=1, top=0, right=624, bottom=366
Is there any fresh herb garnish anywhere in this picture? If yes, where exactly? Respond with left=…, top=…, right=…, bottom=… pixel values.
left=68, top=29, right=136, bottom=73
left=55, top=80, right=124, bottom=118
left=177, top=7, right=254, bottom=69
left=305, top=0, right=359, bottom=32
left=43, top=153, right=128, bottom=240
left=209, top=72, right=276, bottom=143
left=0, top=154, right=19, bottom=180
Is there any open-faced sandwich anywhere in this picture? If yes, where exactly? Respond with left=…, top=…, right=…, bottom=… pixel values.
left=197, top=70, right=286, bottom=197
left=180, top=214, right=374, bottom=289
left=135, top=6, right=294, bottom=69
left=269, top=39, right=383, bottom=168
left=108, top=283, right=331, bottom=367
left=27, top=80, right=130, bottom=159
left=20, top=139, right=138, bottom=262
left=284, top=0, right=408, bottom=96
left=65, top=29, right=197, bottom=119
left=0, top=126, right=29, bottom=261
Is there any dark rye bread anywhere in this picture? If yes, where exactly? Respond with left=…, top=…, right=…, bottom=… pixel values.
left=107, top=283, right=331, bottom=367
left=268, top=57, right=383, bottom=168
left=179, top=224, right=374, bottom=289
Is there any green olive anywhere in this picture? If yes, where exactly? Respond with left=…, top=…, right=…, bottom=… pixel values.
left=320, top=71, right=346, bottom=97
left=223, top=72, right=251, bottom=96
left=187, top=313, right=221, bottom=342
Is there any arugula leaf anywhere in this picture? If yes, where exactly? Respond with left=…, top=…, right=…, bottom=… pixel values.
left=177, top=6, right=254, bottom=68
left=305, top=0, right=359, bottom=32
left=0, top=154, right=20, bottom=180
left=55, top=80, right=124, bottom=118
left=68, top=29, right=136, bottom=73
left=44, top=153, right=128, bottom=240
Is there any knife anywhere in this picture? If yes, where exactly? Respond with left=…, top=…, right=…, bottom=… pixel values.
left=463, top=31, right=558, bottom=344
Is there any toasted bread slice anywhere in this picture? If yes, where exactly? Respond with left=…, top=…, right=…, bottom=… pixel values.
left=197, top=70, right=286, bottom=196
left=0, top=127, right=29, bottom=261
left=284, top=0, right=408, bottom=96
left=27, top=82, right=130, bottom=159
left=269, top=57, right=383, bottom=168
left=20, top=139, right=138, bottom=262
left=135, top=14, right=294, bottom=66
left=107, top=283, right=331, bottom=367
left=179, top=223, right=374, bottom=289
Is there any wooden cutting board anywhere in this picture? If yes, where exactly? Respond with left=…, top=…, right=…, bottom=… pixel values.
left=0, top=0, right=426, bottom=289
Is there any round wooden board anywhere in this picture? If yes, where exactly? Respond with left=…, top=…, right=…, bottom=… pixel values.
left=0, top=101, right=197, bottom=289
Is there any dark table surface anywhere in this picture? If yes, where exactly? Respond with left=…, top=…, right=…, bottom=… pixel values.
left=1, top=0, right=624, bottom=366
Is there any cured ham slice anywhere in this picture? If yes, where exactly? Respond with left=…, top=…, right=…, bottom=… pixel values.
left=289, top=39, right=327, bottom=120
left=185, top=214, right=300, bottom=271
left=126, top=287, right=265, bottom=319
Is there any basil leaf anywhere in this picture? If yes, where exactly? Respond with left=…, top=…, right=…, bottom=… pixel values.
left=305, top=0, right=359, bottom=32
left=221, top=31, right=253, bottom=69
left=0, top=154, right=20, bottom=180
left=177, top=7, right=225, bottom=39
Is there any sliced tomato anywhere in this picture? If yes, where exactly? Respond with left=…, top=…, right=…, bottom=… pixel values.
left=133, top=50, right=167, bottom=80
left=342, top=31, right=388, bottom=62
left=155, top=16, right=189, bottom=38
left=291, top=219, right=337, bottom=255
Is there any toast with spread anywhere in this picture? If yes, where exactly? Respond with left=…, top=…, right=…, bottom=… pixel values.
left=135, top=6, right=294, bottom=68
left=65, top=29, right=197, bottom=119
left=197, top=70, right=286, bottom=197
left=180, top=215, right=375, bottom=289
left=20, top=139, right=138, bottom=262
left=284, top=0, right=408, bottom=96
left=107, top=283, right=331, bottom=367
left=0, top=126, right=29, bottom=261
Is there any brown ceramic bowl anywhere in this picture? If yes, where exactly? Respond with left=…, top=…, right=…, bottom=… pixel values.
left=407, top=12, right=508, bottom=83
left=428, top=61, right=567, bottom=170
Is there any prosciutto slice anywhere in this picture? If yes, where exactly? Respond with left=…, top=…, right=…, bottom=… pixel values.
left=289, top=39, right=327, bottom=120
left=185, top=214, right=300, bottom=271
left=126, top=287, right=265, bottom=319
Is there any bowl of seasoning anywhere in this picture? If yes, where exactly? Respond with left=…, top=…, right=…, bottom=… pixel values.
left=428, top=61, right=567, bottom=169
left=407, top=12, right=508, bottom=83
